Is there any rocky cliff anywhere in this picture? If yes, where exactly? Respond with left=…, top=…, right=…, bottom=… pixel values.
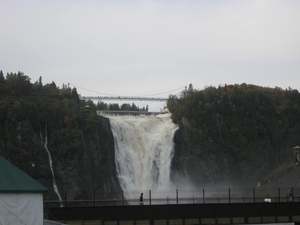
left=170, top=115, right=297, bottom=189
left=0, top=114, right=122, bottom=202
left=171, top=117, right=249, bottom=188
left=48, top=116, right=121, bottom=201
left=169, top=84, right=300, bottom=189
left=44, top=116, right=121, bottom=201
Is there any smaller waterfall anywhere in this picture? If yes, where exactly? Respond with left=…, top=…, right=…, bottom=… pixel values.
left=41, top=125, right=63, bottom=207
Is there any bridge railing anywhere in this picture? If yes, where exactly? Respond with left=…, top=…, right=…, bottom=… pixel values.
left=44, top=187, right=300, bottom=208
left=80, top=96, right=168, bottom=102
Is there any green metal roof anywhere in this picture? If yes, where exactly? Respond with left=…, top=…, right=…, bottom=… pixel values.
left=0, top=156, right=48, bottom=193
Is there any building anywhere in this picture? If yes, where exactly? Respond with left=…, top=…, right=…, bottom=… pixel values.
left=0, top=156, right=48, bottom=224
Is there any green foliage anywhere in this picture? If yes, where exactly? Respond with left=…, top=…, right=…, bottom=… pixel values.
left=96, top=100, right=148, bottom=111
left=5, top=72, right=32, bottom=96
left=0, top=71, right=106, bottom=173
left=167, top=83, right=300, bottom=177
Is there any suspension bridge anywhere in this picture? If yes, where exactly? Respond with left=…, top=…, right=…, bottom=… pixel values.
left=70, top=83, right=187, bottom=103
left=80, top=96, right=168, bottom=102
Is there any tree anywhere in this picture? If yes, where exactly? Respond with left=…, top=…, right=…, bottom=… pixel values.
left=188, top=83, right=194, bottom=92
left=108, top=103, right=120, bottom=110
left=97, top=101, right=107, bottom=110
left=39, top=76, right=42, bottom=86
left=121, top=103, right=131, bottom=111
left=0, top=70, right=4, bottom=83
left=0, top=70, right=5, bottom=94
left=5, top=72, right=32, bottom=95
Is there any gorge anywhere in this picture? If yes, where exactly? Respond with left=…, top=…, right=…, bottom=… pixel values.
left=1, top=75, right=299, bottom=202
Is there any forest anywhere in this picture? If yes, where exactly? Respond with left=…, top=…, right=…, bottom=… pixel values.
left=168, top=83, right=300, bottom=180
left=0, top=71, right=143, bottom=173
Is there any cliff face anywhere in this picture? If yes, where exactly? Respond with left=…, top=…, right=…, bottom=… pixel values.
left=168, top=85, right=300, bottom=189
left=171, top=117, right=237, bottom=188
left=1, top=112, right=297, bottom=201
left=49, top=116, right=121, bottom=201
left=0, top=115, right=121, bottom=202
left=0, top=72, right=125, bottom=201
left=171, top=116, right=278, bottom=188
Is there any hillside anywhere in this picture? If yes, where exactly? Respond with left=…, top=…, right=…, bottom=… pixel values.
left=0, top=71, right=122, bottom=200
left=1, top=71, right=300, bottom=200
left=168, top=83, right=300, bottom=187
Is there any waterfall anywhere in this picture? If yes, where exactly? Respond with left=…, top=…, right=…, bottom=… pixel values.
left=106, top=113, right=178, bottom=199
left=41, top=125, right=63, bottom=207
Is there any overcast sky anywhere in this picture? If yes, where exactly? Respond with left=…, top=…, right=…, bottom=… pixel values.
left=1, top=0, right=300, bottom=111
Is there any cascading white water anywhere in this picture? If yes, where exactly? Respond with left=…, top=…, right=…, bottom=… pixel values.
left=41, top=125, right=63, bottom=206
left=106, top=113, right=178, bottom=199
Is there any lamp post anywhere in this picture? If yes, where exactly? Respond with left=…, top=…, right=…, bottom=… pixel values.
left=32, top=150, right=36, bottom=179
left=293, top=146, right=300, bottom=165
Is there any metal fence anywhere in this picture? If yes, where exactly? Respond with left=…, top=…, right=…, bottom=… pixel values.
left=43, top=187, right=300, bottom=208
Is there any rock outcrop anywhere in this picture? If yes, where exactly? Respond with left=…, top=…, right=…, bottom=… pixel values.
left=29, top=116, right=122, bottom=202
left=170, top=116, right=290, bottom=189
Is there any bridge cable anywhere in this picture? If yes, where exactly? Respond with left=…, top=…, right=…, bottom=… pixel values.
left=70, top=83, right=185, bottom=97
left=139, top=86, right=186, bottom=97
left=69, top=83, right=115, bottom=96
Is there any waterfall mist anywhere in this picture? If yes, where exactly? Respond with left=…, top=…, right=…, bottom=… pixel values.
left=106, top=113, right=178, bottom=200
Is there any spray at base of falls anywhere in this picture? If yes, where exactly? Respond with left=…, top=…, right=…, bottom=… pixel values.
left=41, top=125, right=63, bottom=207
left=106, top=113, right=178, bottom=200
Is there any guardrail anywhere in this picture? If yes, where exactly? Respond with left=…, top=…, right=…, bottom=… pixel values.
left=44, top=187, right=300, bottom=208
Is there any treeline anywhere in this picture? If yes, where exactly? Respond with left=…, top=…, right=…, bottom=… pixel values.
left=167, top=83, right=300, bottom=176
left=0, top=71, right=82, bottom=169
left=0, top=71, right=111, bottom=175
left=97, top=102, right=148, bottom=111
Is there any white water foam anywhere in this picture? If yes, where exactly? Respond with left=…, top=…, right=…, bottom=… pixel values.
left=41, top=125, right=63, bottom=206
left=106, top=113, right=178, bottom=200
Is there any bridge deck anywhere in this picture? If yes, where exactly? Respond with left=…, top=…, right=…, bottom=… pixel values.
left=97, top=110, right=165, bottom=116
left=45, top=202, right=300, bottom=225
left=81, top=96, right=168, bottom=102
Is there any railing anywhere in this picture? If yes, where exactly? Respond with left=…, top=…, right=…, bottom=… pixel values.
left=43, top=187, right=300, bottom=208
left=80, top=96, right=168, bottom=102
left=97, top=110, right=164, bottom=116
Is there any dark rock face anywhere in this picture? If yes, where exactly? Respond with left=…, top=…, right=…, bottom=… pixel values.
left=1, top=113, right=296, bottom=202
left=171, top=117, right=256, bottom=188
left=36, top=117, right=122, bottom=202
